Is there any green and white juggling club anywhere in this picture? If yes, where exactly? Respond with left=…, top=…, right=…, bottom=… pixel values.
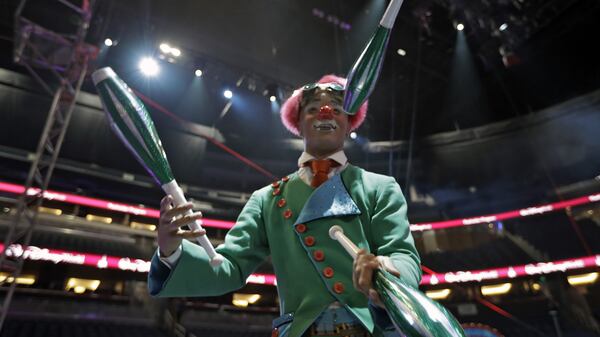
left=329, top=226, right=465, bottom=337
left=92, top=67, right=224, bottom=267
left=343, top=0, right=405, bottom=114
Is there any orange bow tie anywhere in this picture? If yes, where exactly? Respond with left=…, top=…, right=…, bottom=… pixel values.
left=306, top=159, right=340, bottom=188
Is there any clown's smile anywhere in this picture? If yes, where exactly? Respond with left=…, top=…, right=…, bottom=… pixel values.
left=313, top=120, right=338, bottom=132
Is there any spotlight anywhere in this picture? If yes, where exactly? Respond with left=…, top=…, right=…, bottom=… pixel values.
left=139, top=57, right=159, bottom=76
left=170, top=48, right=181, bottom=57
left=397, top=48, right=406, bottom=56
left=223, top=89, right=233, bottom=99
left=499, top=23, right=508, bottom=31
left=264, top=83, right=280, bottom=102
left=350, top=132, right=357, bottom=139
left=104, top=38, right=113, bottom=47
left=159, top=43, right=171, bottom=53
left=195, top=69, right=203, bottom=77
left=456, top=23, right=464, bottom=31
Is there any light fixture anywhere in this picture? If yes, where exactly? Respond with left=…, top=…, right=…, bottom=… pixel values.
left=264, top=83, right=280, bottom=102
left=85, top=214, right=113, bottom=224
left=232, top=293, right=261, bottom=307
left=130, top=221, right=156, bottom=231
left=397, top=48, right=406, bottom=56
left=0, top=273, right=35, bottom=285
left=159, top=43, right=171, bottom=53
left=104, top=38, right=113, bottom=47
left=138, top=57, right=159, bottom=77
left=194, top=69, right=203, bottom=77
left=223, top=89, right=233, bottom=99
left=568, top=272, right=598, bottom=286
left=65, top=278, right=101, bottom=294
left=170, top=48, right=181, bottom=57
left=456, top=23, right=465, bottom=31
left=425, top=289, right=451, bottom=300
left=350, top=132, right=357, bottom=139
left=499, top=23, right=508, bottom=31
left=38, top=206, right=62, bottom=216
left=481, top=283, right=512, bottom=296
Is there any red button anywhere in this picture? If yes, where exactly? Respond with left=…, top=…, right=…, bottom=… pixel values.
left=283, top=209, right=293, bottom=219
left=323, top=267, right=334, bottom=278
left=272, top=181, right=280, bottom=188
left=282, top=176, right=289, bottom=182
left=313, top=250, right=325, bottom=261
left=304, top=236, right=315, bottom=246
left=295, top=224, right=307, bottom=233
left=272, top=188, right=281, bottom=196
left=271, top=328, right=279, bottom=337
left=277, top=198, right=286, bottom=208
left=333, top=282, right=344, bottom=294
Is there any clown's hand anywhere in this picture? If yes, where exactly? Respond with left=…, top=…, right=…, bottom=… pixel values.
left=352, top=250, right=401, bottom=308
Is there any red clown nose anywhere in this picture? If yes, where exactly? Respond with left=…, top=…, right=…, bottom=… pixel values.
left=318, top=105, right=334, bottom=120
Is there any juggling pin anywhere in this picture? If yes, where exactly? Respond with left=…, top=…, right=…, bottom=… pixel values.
left=92, top=67, right=224, bottom=267
left=343, top=0, right=405, bottom=114
left=328, top=225, right=465, bottom=337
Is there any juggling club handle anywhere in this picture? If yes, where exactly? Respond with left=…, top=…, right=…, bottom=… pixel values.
left=162, top=180, right=224, bottom=267
left=328, top=225, right=360, bottom=260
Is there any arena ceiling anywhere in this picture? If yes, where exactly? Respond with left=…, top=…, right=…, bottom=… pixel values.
left=0, top=0, right=599, bottom=212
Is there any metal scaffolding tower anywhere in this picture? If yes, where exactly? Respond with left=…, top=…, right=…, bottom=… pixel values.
left=0, top=0, right=97, bottom=331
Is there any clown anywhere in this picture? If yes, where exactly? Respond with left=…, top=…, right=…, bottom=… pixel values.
left=148, top=75, right=421, bottom=337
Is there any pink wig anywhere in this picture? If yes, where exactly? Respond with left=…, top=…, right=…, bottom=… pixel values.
left=280, top=74, right=368, bottom=137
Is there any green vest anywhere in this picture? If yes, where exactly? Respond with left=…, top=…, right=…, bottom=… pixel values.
left=152, top=165, right=421, bottom=337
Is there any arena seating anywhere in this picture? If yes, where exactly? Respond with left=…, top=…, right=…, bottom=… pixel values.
left=0, top=319, right=167, bottom=337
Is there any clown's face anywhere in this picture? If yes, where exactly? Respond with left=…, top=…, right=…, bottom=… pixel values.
left=298, top=89, right=350, bottom=158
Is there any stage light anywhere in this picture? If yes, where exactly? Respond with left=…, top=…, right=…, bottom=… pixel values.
left=139, top=57, right=159, bottom=76
left=195, top=69, right=203, bottom=77
left=104, top=38, right=113, bottom=47
left=456, top=23, right=464, bottom=31
left=397, top=48, right=406, bottom=56
left=159, top=43, right=171, bottom=53
left=499, top=23, right=508, bottom=31
left=223, top=89, right=233, bottom=99
left=264, top=83, right=280, bottom=103
left=350, top=132, right=357, bottom=139
left=170, top=48, right=181, bottom=57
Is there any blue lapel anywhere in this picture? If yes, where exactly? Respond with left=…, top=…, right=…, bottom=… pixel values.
left=294, top=173, right=361, bottom=226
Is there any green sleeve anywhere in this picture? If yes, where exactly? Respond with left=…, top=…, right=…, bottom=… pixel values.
left=369, top=177, right=422, bottom=289
left=156, top=191, right=270, bottom=297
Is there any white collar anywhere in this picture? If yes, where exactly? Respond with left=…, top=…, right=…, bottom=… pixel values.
left=298, top=150, right=348, bottom=168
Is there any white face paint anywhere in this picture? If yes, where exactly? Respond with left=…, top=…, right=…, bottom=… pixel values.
left=312, top=119, right=339, bottom=132
left=298, top=90, right=350, bottom=158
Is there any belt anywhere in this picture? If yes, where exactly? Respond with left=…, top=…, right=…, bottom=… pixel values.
left=272, top=307, right=372, bottom=337
left=305, top=322, right=370, bottom=337
left=305, top=306, right=371, bottom=337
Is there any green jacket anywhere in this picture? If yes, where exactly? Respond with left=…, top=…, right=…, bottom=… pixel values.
left=148, top=165, right=421, bottom=337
